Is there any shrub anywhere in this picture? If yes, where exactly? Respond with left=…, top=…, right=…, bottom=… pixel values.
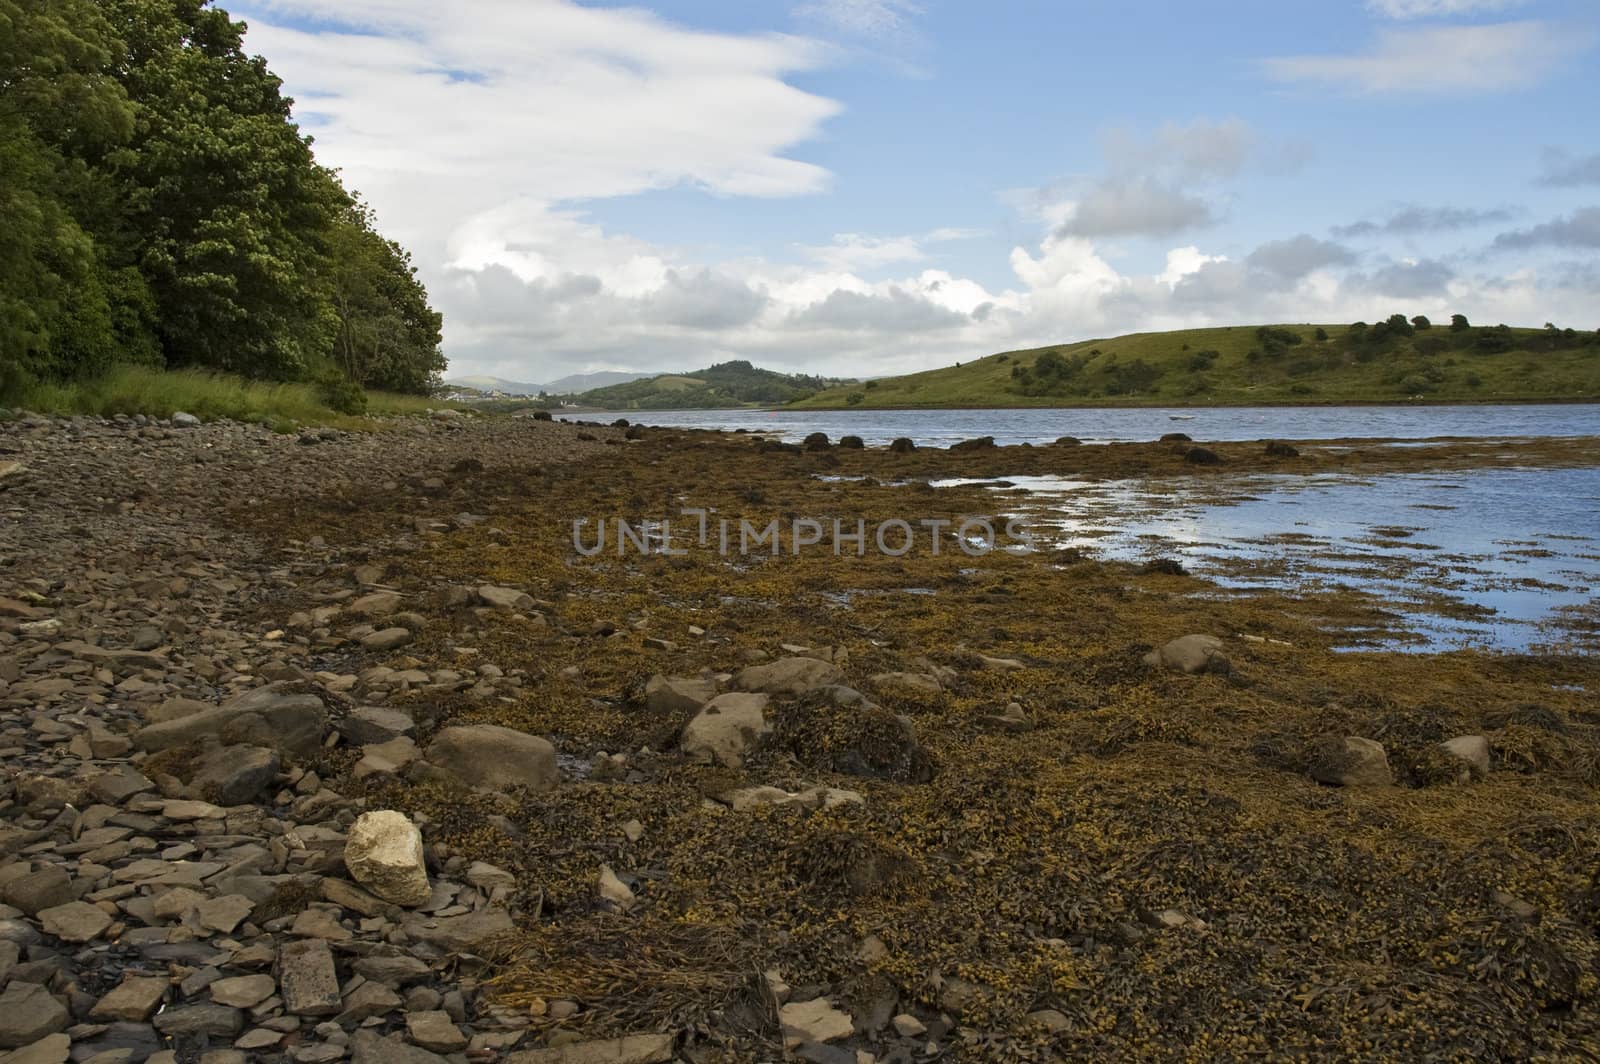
left=1314, top=327, right=1329, bottom=342
left=318, top=374, right=369, bottom=415
left=1450, top=314, right=1471, bottom=332
left=845, top=391, right=865, bottom=406
left=1412, top=315, right=1432, bottom=330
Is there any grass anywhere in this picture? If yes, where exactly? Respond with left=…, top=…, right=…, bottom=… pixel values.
left=2, top=365, right=456, bottom=429
left=791, top=323, right=1600, bottom=409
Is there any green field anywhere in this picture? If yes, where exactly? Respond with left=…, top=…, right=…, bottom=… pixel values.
left=791, top=321, right=1600, bottom=409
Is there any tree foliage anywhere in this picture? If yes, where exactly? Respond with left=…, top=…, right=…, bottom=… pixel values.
left=0, top=0, right=444, bottom=398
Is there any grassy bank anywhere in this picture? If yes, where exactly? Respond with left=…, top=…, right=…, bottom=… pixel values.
left=2, top=365, right=455, bottom=429
left=792, top=323, right=1600, bottom=409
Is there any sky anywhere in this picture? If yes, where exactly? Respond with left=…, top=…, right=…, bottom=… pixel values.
left=229, top=0, right=1600, bottom=383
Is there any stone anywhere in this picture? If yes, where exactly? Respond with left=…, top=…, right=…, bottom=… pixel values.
left=355, top=736, right=420, bottom=779
left=643, top=674, right=715, bottom=714
left=352, top=954, right=431, bottom=987
left=2, top=865, right=73, bottom=916
left=350, top=1030, right=449, bottom=1064
left=189, top=744, right=280, bottom=805
left=425, top=725, right=558, bottom=792
left=340, top=707, right=414, bottom=745
left=869, top=671, right=942, bottom=695
left=597, top=865, right=635, bottom=911
left=37, top=900, right=112, bottom=942
left=477, top=585, right=535, bottom=610
left=290, top=907, right=352, bottom=940
left=1310, top=736, right=1393, bottom=788
left=278, top=939, right=342, bottom=1016
left=209, top=974, right=277, bottom=1009
left=405, top=1011, right=467, bottom=1052
left=1441, top=735, right=1491, bottom=781
left=399, top=908, right=513, bottom=952
left=1143, top=634, right=1229, bottom=675
left=153, top=1004, right=243, bottom=1037
left=680, top=693, right=771, bottom=768
left=361, top=628, right=413, bottom=652
left=134, top=686, right=326, bottom=758
left=171, top=412, right=201, bottom=428
left=197, top=894, right=255, bottom=934
left=780, top=997, right=854, bottom=1049
left=336, top=981, right=403, bottom=1024
left=344, top=810, right=431, bottom=907
left=733, top=657, right=843, bottom=696
left=891, top=1014, right=925, bottom=1037
left=0, top=983, right=69, bottom=1048
left=1027, top=1009, right=1070, bottom=1032
left=349, top=591, right=404, bottom=618
left=90, top=976, right=169, bottom=1022
left=502, top=1034, right=676, bottom=1063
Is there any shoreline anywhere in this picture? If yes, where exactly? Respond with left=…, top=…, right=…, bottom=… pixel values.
left=3, top=412, right=1598, bottom=1061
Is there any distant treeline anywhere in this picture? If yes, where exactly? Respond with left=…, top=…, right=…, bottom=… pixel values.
left=1, top=0, right=445, bottom=406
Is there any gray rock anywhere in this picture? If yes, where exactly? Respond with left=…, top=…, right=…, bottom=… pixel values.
left=424, top=725, right=557, bottom=792
left=278, top=938, right=342, bottom=1016
left=779, top=996, right=854, bottom=1049
left=129, top=625, right=163, bottom=651
left=134, top=685, right=327, bottom=758
left=0, top=982, right=68, bottom=1048
left=361, top=628, right=413, bottom=652
left=352, top=954, right=431, bottom=987
left=188, top=744, right=280, bottom=805
left=1441, top=735, right=1491, bottom=781
left=208, top=974, right=277, bottom=1008
left=152, top=1004, right=243, bottom=1037
left=1, top=865, right=73, bottom=916
left=405, top=1011, right=467, bottom=1052
left=476, top=585, right=535, bottom=610
left=400, top=908, right=514, bottom=952
left=349, top=1030, right=447, bottom=1064
left=643, top=674, right=715, bottom=714
left=171, top=412, right=201, bottom=428
left=681, top=693, right=771, bottom=769
left=339, top=707, right=414, bottom=745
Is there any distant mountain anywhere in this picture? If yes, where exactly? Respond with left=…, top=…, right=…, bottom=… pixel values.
left=444, top=370, right=655, bottom=396
left=444, top=374, right=547, bottom=396
left=574, top=360, right=852, bottom=409
left=543, top=370, right=654, bottom=393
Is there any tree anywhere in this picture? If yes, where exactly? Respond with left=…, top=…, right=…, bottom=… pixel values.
left=1314, top=327, right=1329, bottom=342
left=1411, top=315, right=1431, bottom=330
left=1450, top=314, right=1471, bottom=332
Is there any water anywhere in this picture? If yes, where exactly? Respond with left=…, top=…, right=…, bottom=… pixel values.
left=937, top=468, right=1600, bottom=653
left=578, top=403, right=1600, bottom=446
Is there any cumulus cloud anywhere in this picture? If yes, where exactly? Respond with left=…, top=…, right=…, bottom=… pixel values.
left=1492, top=207, right=1600, bottom=250
left=798, top=228, right=984, bottom=272
left=1539, top=148, right=1600, bottom=188
left=1055, top=178, right=1216, bottom=239
left=790, top=286, right=971, bottom=331
left=1366, top=0, right=1531, bottom=18
left=1334, top=205, right=1515, bottom=237
left=1263, top=22, right=1591, bottom=94
left=1360, top=259, right=1457, bottom=297
left=1247, top=235, right=1357, bottom=280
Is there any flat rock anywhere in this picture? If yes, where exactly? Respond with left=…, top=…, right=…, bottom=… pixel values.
left=780, top=997, right=854, bottom=1049
left=0, top=1033, right=70, bottom=1064
left=405, top=1011, right=467, bottom=1052
left=189, top=744, right=280, bottom=805
left=134, top=685, right=326, bottom=758
left=0, top=982, right=68, bottom=1048
left=425, top=725, right=557, bottom=792
left=733, top=657, right=843, bottom=696
left=209, top=974, right=277, bottom=1008
left=361, top=627, right=413, bottom=652
left=278, top=938, right=342, bottom=1016
left=643, top=674, right=715, bottom=714
left=350, top=1030, right=448, bottom=1064
left=152, top=1004, right=243, bottom=1037
left=340, top=706, right=415, bottom=745
left=89, top=976, right=169, bottom=1022
left=37, top=900, right=112, bottom=943
left=1310, top=736, right=1393, bottom=788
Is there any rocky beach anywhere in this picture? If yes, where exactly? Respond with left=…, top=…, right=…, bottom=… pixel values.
left=1, top=410, right=1597, bottom=1063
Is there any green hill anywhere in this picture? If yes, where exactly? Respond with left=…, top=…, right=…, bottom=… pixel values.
left=790, top=318, right=1600, bottom=409
left=571, top=360, right=849, bottom=409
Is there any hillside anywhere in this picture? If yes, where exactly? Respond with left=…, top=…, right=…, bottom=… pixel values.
left=790, top=318, right=1600, bottom=409
left=570, top=359, right=848, bottom=409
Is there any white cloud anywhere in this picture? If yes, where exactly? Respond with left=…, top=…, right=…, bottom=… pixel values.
left=1263, top=22, right=1591, bottom=94
left=1102, top=119, right=1257, bottom=180
left=798, top=228, right=986, bottom=271
left=794, top=0, right=922, bottom=37
left=1056, top=178, right=1216, bottom=238
left=1366, top=0, right=1530, bottom=18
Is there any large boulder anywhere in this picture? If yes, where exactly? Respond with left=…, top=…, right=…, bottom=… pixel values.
left=1441, top=735, right=1491, bottom=782
left=425, top=725, right=558, bottom=792
left=733, top=657, right=843, bottom=696
left=1310, top=736, right=1393, bottom=787
left=133, top=685, right=326, bottom=757
left=681, top=693, right=772, bottom=768
left=344, top=811, right=431, bottom=907
left=1143, top=635, right=1229, bottom=675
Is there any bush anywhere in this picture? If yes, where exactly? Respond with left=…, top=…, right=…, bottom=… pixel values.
left=845, top=391, right=865, bottom=406
left=1412, top=315, right=1432, bottom=330
left=1450, top=314, right=1471, bottom=332
left=1314, top=327, right=1329, bottom=342
left=318, top=373, right=369, bottom=415
left=864, top=379, right=879, bottom=389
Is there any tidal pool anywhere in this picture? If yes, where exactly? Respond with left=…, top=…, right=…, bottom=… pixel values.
left=937, top=467, right=1600, bottom=653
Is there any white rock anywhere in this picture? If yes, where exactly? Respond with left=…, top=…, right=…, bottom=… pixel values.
left=780, top=997, right=854, bottom=1048
left=344, top=810, right=431, bottom=907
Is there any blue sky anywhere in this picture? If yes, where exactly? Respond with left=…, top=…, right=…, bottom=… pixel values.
left=234, top=0, right=1599, bottom=381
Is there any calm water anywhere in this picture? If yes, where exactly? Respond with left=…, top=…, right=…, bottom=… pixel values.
left=939, top=468, right=1600, bottom=653
left=578, top=403, right=1600, bottom=446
